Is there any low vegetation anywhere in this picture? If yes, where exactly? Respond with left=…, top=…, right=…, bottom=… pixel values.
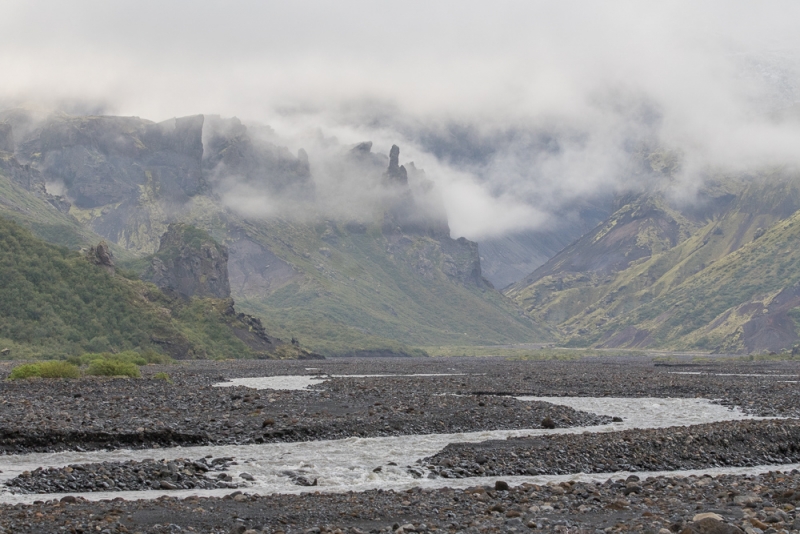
left=7, top=350, right=168, bottom=380
left=8, top=361, right=81, bottom=380
left=420, top=345, right=646, bottom=360
left=85, top=359, right=141, bottom=378
left=0, top=216, right=295, bottom=360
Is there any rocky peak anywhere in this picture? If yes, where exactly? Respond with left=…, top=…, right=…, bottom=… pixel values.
left=351, top=141, right=373, bottom=155
left=144, top=223, right=231, bottom=299
left=385, top=144, right=409, bottom=186
left=202, top=115, right=314, bottom=200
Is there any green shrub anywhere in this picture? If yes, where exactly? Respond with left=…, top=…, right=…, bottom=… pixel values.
left=152, top=372, right=172, bottom=383
left=8, top=361, right=80, bottom=379
left=86, top=359, right=141, bottom=378
left=8, top=363, right=42, bottom=379
left=70, top=350, right=171, bottom=367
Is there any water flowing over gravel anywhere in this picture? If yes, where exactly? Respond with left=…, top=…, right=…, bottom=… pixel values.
left=0, top=361, right=614, bottom=455
left=0, top=356, right=798, bottom=533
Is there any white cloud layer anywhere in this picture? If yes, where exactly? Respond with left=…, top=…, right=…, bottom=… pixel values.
left=2, top=1, right=800, bottom=238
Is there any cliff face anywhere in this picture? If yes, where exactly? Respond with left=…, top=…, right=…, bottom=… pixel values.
left=145, top=223, right=230, bottom=299
left=379, top=145, right=486, bottom=288
left=19, top=114, right=205, bottom=207
left=203, top=115, right=314, bottom=200
left=0, top=108, right=548, bottom=353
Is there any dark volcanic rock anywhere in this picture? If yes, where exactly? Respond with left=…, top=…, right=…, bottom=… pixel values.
left=18, top=113, right=205, bottom=208
left=385, top=144, right=408, bottom=186
left=202, top=115, right=314, bottom=200
left=423, top=419, right=800, bottom=478
left=86, top=241, right=115, bottom=274
left=0, top=469, right=797, bottom=533
left=145, top=223, right=230, bottom=299
left=0, top=360, right=608, bottom=454
left=6, top=457, right=239, bottom=494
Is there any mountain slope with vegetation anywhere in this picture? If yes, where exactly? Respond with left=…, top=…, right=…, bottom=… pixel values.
left=0, top=216, right=308, bottom=360
left=0, top=109, right=550, bottom=356
left=507, top=169, right=800, bottom=353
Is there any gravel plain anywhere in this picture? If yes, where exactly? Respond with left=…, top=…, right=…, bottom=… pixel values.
left=1, top=469, right=799, bottom=533
left=0, top=356, right=798, bottom=533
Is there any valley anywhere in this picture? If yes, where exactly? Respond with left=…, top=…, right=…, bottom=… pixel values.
left=0, top=357, right=798, bottom=533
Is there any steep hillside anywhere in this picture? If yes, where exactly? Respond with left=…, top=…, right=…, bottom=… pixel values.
left=586, top=192, right=800, bottom=353
left=507, top=171, right=800, bottom=353
left=0, top=216, right=310, bottom=360
left=0, top=109, right=550, bottom=355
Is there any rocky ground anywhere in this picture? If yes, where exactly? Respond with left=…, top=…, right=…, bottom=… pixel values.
left=0, top=469, right=799, bottom=533
left=0, top=356, right=799, bottom=533
left=0, top=357, right=798, bottom=455
left=6, top=457, right=241, bottom=494
left=423, top=419, right=800, bottom=478
left=0, top=360, right=613, bottom=454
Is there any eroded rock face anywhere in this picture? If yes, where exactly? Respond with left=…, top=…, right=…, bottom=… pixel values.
left=18, top=114, right=205, bottom=208
left=202, top=115, right=314, bottom=200
left=86, top=241, right=115, bottom=274
left=145, top=223, right=230, bottom=299
left=380, top=145, right=487, bottom=288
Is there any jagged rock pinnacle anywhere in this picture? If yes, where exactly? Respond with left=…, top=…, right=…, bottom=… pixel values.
left=386, top=145, right=408, bottom=185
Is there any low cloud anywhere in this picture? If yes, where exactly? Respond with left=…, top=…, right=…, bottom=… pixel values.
left=3, top=1, right=800, bottom=239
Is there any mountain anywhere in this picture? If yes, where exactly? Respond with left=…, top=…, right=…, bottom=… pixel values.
left=0, top=109, right=550, bottom=356
left=0, top=216, right=315, bottom=360
left=478, top=210, right=607, bottom=290
left=506, top=169, right=800, bottom=353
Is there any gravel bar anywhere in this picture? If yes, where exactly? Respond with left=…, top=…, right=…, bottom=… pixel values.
left=422, top=419, right=800, bottom=479
left=1, top=470, right=800, bottom=533
left=5, top=457, right=241, bottom=494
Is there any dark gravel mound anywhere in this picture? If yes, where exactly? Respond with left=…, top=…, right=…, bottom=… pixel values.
left=422, top=419, right=800, bottom=478
left=0, top=360, right=614, bottom=454
left=1, top=470, right=799, bottom=533
left=5, top=457, right=240, bottom=494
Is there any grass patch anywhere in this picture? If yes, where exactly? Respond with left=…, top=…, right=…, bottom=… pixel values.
left=8, top=361, right=80, bottom=379
left=85, top=359, right=141, bottom=377
left=152, top=372, right=172, bottom=383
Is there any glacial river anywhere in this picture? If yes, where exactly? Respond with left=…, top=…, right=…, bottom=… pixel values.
left=0, top=375, right=793, bottom=504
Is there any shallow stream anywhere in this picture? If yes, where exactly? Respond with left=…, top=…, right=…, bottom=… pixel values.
left=0, top=391, right=773, bottom=504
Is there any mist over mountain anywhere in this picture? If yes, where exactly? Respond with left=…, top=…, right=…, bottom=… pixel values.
left=3, top=2, right=800, bottom=354
left=4, top=2, right=800, bottom=255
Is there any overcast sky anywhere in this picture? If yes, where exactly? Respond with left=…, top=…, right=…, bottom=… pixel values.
left=3, top=1, right=800, bottom=238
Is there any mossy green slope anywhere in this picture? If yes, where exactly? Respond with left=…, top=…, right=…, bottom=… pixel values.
left=586, top=201, right=800, bottom=352
left=229, top=217, right=548, bottom=355
left=507, top=171, right=800, bottom=353
left=0, top=216, right=292, bottom=360
left=0, top=171, right=131, bottom=256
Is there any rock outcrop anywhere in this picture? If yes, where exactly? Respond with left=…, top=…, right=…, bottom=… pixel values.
left=202, top=115, right=314, bottom=200
left=385, top=144, right=409, bottom=186
left=86, top=241, right=115, bottom=274
left=380, top=145, right=487, bottom=287
left=17, top=113, right=205, bottom=208
left=144, top=223, right=230, bottom=299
